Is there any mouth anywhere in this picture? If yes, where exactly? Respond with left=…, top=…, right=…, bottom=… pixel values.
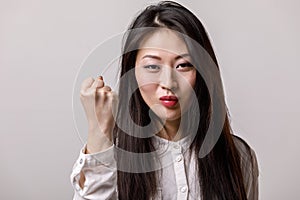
left=159, top=96, right=178, bottom=107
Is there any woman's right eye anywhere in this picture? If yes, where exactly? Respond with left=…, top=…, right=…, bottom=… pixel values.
left=144, top=65, right=161, bottom=71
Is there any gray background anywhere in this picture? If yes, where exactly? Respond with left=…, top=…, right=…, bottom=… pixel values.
left=1, top=0, right=299, bottom=199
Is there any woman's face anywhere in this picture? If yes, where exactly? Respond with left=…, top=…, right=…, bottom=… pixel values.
left=135, top=29, right=196, bottom=122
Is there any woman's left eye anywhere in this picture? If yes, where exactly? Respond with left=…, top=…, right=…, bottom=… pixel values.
left=176, top=62, right=194, bottom=69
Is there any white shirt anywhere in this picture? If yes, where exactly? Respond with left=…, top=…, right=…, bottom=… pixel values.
left=70, top=135, right=259, bottom=200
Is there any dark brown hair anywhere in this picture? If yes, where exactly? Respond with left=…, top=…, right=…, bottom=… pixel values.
left=113, top=1, right=256, bottom=199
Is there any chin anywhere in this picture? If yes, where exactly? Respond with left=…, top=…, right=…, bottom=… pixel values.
left=156, top=112, right=181, bottom=122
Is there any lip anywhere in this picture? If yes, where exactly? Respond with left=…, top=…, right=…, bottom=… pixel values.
left=159, top=95, right=178, bottom=107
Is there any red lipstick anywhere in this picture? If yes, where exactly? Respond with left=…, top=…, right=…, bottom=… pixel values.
left=159, top=96, right=178, bottom=107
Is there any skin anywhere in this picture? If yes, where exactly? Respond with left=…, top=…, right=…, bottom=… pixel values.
left=80, top=76, right=116, bottom=154
left=78, top=76, right=116, bottom=188
left=135, top=28, right=196, bottom=140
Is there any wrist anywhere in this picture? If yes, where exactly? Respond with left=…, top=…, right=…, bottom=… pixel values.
left=86, top=130, right=113, bottom=154
left=88, top=125, right=113, bottom=139
left=86, top=141, right=113, bottom=154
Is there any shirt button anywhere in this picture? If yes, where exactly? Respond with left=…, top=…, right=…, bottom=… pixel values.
left=79, top=158, right=83, bottom=164
left=173, top=144, right=180, bottom=149
left=180, top=186, right=187, bottom=193
left=176, top=155, right=182, bottom=162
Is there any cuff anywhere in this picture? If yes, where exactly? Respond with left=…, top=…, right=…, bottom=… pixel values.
left=79, top=143, right=116, bottom=167
left=70, top=144, right=116, bottom=193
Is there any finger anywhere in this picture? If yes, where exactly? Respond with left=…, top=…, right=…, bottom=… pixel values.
left=95, top=82, right=112, bottom=93
left=81, top=77, right=94, bottom=91
left=96, top=86, right=112, bottom=98
left=108, top=91, right=118, bottom=99
left=106, top=91, right=119, bottom=105
left=95, top=87, right=113, bottom=102
left=101, top=86, right=112, bottom=92
left=108, top=92, right=119, bottom=115
left=91, top=76, right=105, bottom=89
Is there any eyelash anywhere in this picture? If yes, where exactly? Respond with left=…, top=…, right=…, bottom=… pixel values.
left=143, top=63, right=193, bottom=71
left=144, top=65, right=161, bottom=70
left=176, top=62, right=193, bottom=69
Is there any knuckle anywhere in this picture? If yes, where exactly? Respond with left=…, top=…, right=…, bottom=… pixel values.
left=83, top=88, right=96, bottom=97
left=80, top=90, right=87, bottom=97
left=104, top=86, right=112, bottom=90
left=90, top=88, right=97, bottom=96
left=84, top=77, right=94, bottom=85
left=81, top=77, right=94, bottom=89
left=96, top=89, right=105, bottom=94
left=86, top=77, right=94, bottom=81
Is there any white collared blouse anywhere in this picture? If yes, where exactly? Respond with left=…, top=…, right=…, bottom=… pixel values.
left=70, top=135, right=259, bottom=200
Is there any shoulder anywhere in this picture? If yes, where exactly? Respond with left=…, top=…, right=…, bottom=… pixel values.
left=232, top=134, right=259, bottom=178
left=232, top=135, right=259, bottom=199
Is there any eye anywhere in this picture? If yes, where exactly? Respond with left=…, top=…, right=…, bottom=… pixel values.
left=144, top=65, right=161, bottom=71
left=176, top=62, right=194, bottom=70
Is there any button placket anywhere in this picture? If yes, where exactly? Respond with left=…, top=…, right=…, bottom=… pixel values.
left=171, top=142, right=189, bottom=200
left=173, top=144, right=180, bottom=150
left=176, top=155, right=183, bottom=162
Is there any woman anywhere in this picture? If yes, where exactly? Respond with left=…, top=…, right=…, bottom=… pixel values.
left=71, top=1, right=259, bottom=199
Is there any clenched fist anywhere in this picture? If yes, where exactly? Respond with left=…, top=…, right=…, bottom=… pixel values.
left=80, top=76, right=118, bottom=153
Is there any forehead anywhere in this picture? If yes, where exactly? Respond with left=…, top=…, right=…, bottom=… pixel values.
left=138, top=28, right=188, bottom=56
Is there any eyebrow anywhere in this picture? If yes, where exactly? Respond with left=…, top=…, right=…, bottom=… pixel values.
left=141, top=53, right=190, bottom=60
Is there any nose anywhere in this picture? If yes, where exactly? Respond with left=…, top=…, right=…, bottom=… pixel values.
left=159, top=66, right=178, bottom=91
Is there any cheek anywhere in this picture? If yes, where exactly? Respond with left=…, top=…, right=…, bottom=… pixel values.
left=190, top=76, right=196, bottom=89
left=139, top=84, right=157, bottom=99
left=138, top=84, right=158, bottom=108
left=135, top=70, right=158, bottom=101
left=181, top=71, right=196, bottom=90
left=190, top=70, right=197, bottom=88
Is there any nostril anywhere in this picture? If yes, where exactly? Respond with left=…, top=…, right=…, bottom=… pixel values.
left=160, top=81, right=178, bottom=91
left=159, top=67, right=178, bottom=90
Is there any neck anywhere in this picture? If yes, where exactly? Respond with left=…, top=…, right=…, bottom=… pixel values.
left=157, top=118, right=182, bottom=141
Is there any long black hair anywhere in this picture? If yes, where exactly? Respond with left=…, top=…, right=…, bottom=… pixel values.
left=113, top=1, right=256, bottom=199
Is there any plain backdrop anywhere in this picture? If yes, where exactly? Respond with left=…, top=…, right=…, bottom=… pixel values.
left=1, top=0, right=299, bottom=199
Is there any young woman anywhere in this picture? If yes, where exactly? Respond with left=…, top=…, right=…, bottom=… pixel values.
left=71, top=1, right=259, bottom=200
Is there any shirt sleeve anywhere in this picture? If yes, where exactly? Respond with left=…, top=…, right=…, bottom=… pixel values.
left=70, top=144, right=118, bottom=200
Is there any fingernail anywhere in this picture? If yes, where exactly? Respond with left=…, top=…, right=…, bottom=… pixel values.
left=98, top=76, right=103, bottom=80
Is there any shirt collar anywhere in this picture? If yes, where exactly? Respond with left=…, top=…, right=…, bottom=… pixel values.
left=152, top=134, right=193, bottom=153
